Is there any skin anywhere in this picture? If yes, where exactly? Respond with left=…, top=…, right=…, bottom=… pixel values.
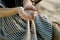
left=0, top=0, right=37, bottom=20
left=0, top=8, right=18, bottom=17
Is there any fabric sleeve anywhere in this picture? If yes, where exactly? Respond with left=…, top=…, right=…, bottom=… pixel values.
left=35, top=14, right=53, bottom=40
left=0, top=3, right=5, bottom=8
left=0, top=1, right=5, bottom=40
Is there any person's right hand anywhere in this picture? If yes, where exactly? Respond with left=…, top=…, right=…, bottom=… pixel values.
left=17, top=7, right=35, bottom=20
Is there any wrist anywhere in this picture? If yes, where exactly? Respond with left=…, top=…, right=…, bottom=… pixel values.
left=14, top=7, right=19, bottom=14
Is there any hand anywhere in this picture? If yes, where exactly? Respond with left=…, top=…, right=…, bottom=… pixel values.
left=17, top=7, right=37, bottom=20
left=22, top=0, right=38, bottom=20
left=24, top=5, right=37, bottom=11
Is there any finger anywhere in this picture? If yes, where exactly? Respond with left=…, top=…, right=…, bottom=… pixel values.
left=21, top=14, right=34, bottom=20
left=33, top=11, right=38, bottom=17
left=24, top=5, right=38, bottom=11
left=31, top=5, right=38, bottom=11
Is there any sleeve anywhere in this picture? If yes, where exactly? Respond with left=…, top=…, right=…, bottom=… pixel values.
left=0, top=1, right=5, bottom=40
left=0, top=2, right=5, bottom=8
left=15, top=0, right=23, bottom=7
left=35, top=14, right=53, bottom=40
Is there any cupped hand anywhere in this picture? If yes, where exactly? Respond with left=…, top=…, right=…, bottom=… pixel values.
left=17, top=7, right=37, bottom=20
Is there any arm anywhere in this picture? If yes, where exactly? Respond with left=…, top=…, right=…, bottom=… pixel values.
left=0, top=8, right=18, bottom=17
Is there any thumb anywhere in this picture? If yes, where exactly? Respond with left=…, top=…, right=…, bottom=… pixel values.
left=24, top=5, right=37, bottom=11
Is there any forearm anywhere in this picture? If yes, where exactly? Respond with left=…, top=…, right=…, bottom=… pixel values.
left=0, top=8, right=18, bottom=17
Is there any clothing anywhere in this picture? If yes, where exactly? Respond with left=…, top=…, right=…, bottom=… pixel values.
left=2, top=0, right=23, bottom=7
left=0, top=0, right=53, bottom=40
left=35, top=0, right=60, bottom=40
